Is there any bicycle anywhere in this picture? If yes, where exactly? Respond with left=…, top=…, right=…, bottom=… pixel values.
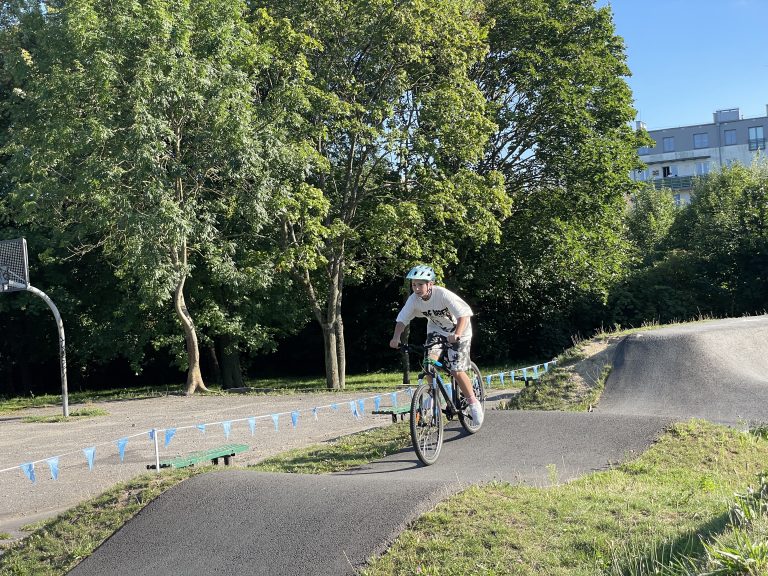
left=401, top=338, right=486, bottom=465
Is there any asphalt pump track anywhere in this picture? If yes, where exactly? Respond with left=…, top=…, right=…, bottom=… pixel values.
left=68, top=316, right=768, bottom=575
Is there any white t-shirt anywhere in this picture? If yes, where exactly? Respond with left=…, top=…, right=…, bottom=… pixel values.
left=396, top=285, right=473, bottom=338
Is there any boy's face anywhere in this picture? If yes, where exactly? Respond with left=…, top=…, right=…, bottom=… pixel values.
left=411, top=280, right=433, bottom=299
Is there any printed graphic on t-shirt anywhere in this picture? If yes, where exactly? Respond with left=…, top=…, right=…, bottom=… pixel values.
left=421, top=308, right=456, bottom=332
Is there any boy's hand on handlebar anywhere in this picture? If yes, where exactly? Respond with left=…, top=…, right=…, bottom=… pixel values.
left=389, top=338, right=401, bottom=349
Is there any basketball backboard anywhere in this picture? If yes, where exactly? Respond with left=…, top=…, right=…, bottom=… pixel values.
left=0, top=237, right=29, bottom=292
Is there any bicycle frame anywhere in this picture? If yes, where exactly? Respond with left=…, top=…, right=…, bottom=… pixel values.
left=420, top=356, right=461, bottom=421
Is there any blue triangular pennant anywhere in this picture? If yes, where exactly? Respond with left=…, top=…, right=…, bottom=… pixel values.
left=271, top=414, right=280, bottom=431
left=83, top=447, right=96, bottom=471
left=390, top=392, right=398, bottom=407
left=222, top=421, right=232, bottom=439
left=312, top=407, right=319, bottom=420
left=248, top=417, right=256, bottom=436
left=291, top=411, right=299, bottom=428
left=47, top=457, right=60, bottom=480
left=374, top=396, right=381, bottom=411
left=357, top=399, right=365, bottom=417
left=21, top=462, right=35, bottom=483
left=164, top=428, right=176, bottom=447
left=149, top=429, right=156, bottom=440
left=499, top=372, right=505, bottom=385
left=197, top=423, right=206, bottom=434
left=117, top=437, right=128, bottom=463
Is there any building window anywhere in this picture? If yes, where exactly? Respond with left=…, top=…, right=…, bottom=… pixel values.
left=662, top=165, right=678, bottom=178
left=663, top=136, right=674, bottom=152
left=749, top=126, right=765, bottom=151
left=724, top=129, right=737, bottom=145
left=696, top=162, right=710, bottom=176
left=693, top=133, right=709, bottom=149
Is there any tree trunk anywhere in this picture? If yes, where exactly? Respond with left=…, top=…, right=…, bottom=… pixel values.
left=217, top=334, right=243, bottom=390
left=336, top=312, right=346, bottom=390
left=204, top=343, right=222, bottom=387
left=174, top=275, right=207, bottom=395
left=400, top=324, right=411, bottom=385
left=321, top=322, right=341, bottom=389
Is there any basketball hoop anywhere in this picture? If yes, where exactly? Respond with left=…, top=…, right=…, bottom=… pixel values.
left=1, top=237, right=69, bottom=417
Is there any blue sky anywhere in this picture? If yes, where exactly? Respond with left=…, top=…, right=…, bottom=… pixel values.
left=599, top=0, right=768, bottom=130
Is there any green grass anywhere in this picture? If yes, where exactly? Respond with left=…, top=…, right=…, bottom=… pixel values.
left=363, top=421, right=768, bottom=575
left=249, top=423, right=411, bottom=474
left=21, top=407, right=109, bottom=423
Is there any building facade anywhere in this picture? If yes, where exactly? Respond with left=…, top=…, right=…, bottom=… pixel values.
left=633, top=106, right=768, bottom=204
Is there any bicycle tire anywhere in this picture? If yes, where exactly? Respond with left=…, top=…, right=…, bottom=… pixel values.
left=410, top=382, right=444, bottom=465
left=457, top=361, right=486, bottom=434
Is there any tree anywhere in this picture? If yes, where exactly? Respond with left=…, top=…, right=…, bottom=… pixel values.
left=456, top=0, right=648, bottom=358
left=2, top=0, right=306, bottom=393
left=626, top=184, right=679, bottom=265
left=264, top=0, right=510, bottom=389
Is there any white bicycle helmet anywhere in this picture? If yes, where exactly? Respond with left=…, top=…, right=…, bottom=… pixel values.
left=405, top=265, right=436, bottom=282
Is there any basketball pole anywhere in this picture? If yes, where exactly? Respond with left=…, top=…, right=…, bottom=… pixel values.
left=11, top=282, right=69, bottom=417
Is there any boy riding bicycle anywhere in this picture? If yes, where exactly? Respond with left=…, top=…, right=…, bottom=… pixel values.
left=389, top=265, right=484, bottom=426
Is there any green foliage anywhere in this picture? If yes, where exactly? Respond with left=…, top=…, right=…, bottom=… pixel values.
left=0, top=1, right=314, bottom=385
left=626, top=184, right=679, bottom=264
left=458, top=0, right=644, bottom=361
left=611, top=160, right=768, bottom=327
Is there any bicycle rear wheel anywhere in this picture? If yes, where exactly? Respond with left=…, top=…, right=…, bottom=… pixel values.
left=458, top=361, right=486, bottom=434
left=410, top=382, right=444, bottom=465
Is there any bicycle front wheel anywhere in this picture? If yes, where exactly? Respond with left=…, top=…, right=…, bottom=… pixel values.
left=410, top=382, right=444, bottom=465
left=458, top=361, right=486, bottom=434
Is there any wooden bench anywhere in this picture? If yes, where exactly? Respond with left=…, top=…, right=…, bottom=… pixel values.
left=147, top=443, right=249, bottom=470
left=372, top=405, right=411, bottom=423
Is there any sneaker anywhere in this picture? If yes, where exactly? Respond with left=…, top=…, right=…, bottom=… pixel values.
left=469, top=401, right=484, bottom=426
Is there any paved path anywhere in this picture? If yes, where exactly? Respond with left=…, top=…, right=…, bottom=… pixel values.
left=13, top=316, right=768, bottom=574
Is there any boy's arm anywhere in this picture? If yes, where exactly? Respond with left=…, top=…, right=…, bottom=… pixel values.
left=390, top=321, right=407, bottom=348
left=448, top=316, right=470, bottom=343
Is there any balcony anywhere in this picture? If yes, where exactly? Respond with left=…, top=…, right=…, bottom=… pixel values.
left=652, top=175, right=695, bottom=191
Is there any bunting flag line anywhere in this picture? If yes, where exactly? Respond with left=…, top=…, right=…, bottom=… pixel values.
left=6, top=365, right=556, bottom=484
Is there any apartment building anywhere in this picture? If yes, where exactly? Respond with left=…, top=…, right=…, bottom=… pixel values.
left=633, top=106, right=768, bottom=204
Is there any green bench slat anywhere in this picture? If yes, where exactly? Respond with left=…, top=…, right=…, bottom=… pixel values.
left=372, top=405, right=411, bottom=422
left=148, top=443, right=249, bottom=470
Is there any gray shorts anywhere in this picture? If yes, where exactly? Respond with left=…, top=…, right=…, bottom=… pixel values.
left=425, top=332, right=472, bottom=372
